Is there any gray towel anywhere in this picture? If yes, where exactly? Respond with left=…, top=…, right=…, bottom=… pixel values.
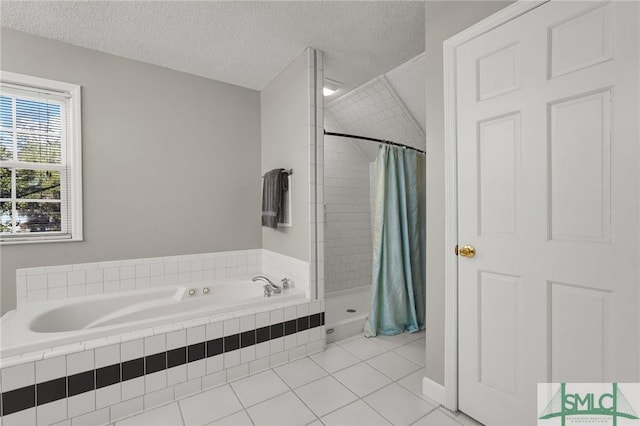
left=261, top=168, right=288, bottom=229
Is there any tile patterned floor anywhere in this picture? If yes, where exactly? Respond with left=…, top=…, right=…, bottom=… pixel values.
left=115, top=332, right=483, bottom=426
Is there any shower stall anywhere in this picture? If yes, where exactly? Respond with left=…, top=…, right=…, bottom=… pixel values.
left=322, top=56, right=427, bottom=342
left=323, top=133, right=376, bottom=341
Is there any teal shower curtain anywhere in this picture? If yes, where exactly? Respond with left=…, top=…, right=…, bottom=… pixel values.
left=364, top=145, right=426, bottom=337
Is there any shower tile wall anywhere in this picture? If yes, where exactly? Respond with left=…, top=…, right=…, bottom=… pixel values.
left=325, top=76, right=424, bottom=150
left=324, top=138, right=373, bottom=294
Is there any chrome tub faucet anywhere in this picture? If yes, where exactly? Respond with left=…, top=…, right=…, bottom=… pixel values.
left=281, top=278, right=290, bottom=292
left=252, top=275, right=281, bottom=296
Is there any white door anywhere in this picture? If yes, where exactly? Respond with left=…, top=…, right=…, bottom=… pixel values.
left=456, top=1, right=639, bottom=424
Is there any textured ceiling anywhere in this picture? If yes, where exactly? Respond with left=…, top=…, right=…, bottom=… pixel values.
left=0, top=1, right=425, bottom=92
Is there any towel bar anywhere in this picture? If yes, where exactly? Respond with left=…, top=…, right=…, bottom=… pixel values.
left=261, top=169, right=292, bottom=178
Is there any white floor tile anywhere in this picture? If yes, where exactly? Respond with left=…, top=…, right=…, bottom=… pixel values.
left=367, top=350, right=422, bottom=380
left=412, top=408, right=463, bottom=426
left=394, top=339, right=426, bottom=366
left=309, top=345, right=360, bottom=373
left=396, top=368, right=438, bottom=405
left=368, top=332, right=419, bottom=350
left=274, top=357, right=328, bottom=388
left=207, top=409, right=253, bottom=425
left=116, top=402, right=183, bottom=426
left=246, top=391, right=316, bottom=426
left=339, top=336, right=388, bottom=360
left=321, top=400, right=390, bottom=426
left=363, top=383, right=435, bottom=426
left=295, top=376, right=358, bottom=417
left=437, top=407, right=459, bottom=419
left=333, top=362, right=392, bottom=397
left=179, top=384, right=243, bottom=426
left=230, top=369, right=289, bottom=408
left=454, top=412, right=485, bottom=426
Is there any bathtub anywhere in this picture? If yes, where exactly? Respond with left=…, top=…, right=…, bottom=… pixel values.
left=1, top=279, right=306, bottom=359
left=324, top=285, right=371, bottom=343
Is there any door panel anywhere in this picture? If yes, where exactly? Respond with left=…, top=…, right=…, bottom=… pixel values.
left=478, top=113, right=520, bottom=237
left=548, top=89, right=611, bottom=242
left=455, top=2, right=639, bottom=424
left=477, top=43, right=521, bottom=101
left=550, top=281, right=611, bottom=383
left=478, top=271, right=520, bottom=398
left=548, top=3, right=613, bottom=78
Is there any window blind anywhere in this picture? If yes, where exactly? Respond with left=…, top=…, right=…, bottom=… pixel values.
left=0, top=82, right=75, bottom=241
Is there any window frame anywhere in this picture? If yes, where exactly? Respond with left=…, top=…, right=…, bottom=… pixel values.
left=0, top=71, right=83, bottom=245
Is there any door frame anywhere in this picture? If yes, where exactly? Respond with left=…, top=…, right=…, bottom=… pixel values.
left=441, top=0, right=549, bottom=412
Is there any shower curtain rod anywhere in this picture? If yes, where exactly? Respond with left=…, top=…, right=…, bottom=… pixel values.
left=323, top=131, right=426, bottom=155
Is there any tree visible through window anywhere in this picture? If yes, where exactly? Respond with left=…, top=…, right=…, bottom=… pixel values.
left=0, top=73, right=82, bottom=243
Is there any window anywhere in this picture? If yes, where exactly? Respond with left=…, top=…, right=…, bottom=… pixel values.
left=0, top=72, right=82, bottom=244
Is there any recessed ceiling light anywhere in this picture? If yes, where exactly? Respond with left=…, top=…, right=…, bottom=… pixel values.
left=323, top=78, right=342, bottom=97
left=323, top=87, right=336, bottom=96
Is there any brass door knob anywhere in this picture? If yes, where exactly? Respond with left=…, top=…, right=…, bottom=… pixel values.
left=459, top=245, right=476, bottom=258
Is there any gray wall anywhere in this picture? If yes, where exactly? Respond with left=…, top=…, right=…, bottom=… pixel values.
left=424, top=1, right=513, bottom=385
left=0, top=29, right=262, bottom=314
left=261, top=51, right=310, bottom=262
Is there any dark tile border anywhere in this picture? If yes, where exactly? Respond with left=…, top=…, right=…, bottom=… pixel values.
left=0, top=312, right=325, bottom=417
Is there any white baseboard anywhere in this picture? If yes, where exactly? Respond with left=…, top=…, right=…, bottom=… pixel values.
left=422, top=376, right=446, bottom=405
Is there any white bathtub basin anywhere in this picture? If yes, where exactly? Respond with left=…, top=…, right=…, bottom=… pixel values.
left=1, top=279, right=305, bottom=359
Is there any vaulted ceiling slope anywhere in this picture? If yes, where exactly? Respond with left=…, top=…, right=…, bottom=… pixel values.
left=0, top=1, right=425, bottom=93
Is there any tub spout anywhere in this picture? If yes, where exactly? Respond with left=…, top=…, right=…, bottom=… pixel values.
left=252, top=275, right=281, bottom=294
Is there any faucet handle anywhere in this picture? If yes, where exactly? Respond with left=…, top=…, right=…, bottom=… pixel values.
left=263, top=285, right=273, bottom=297
left=281, top=278, right=290, bottom=291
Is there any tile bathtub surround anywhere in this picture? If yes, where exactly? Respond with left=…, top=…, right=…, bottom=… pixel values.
left=261, top=249, right=310, bottom=296
left=0, top=307, right=325, bottom=424
left=16, top=249, right=311, bottom=306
